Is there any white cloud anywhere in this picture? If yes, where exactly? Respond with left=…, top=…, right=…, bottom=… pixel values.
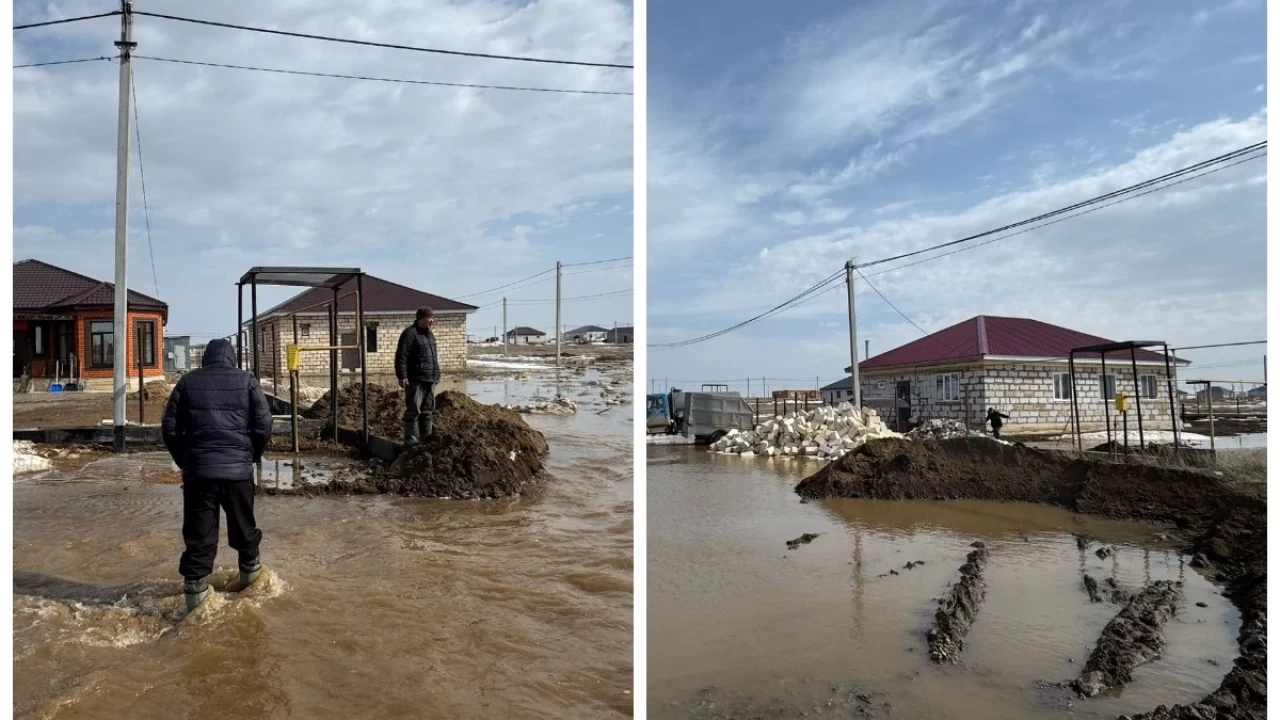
left=14, top=0, right=633, bottom=337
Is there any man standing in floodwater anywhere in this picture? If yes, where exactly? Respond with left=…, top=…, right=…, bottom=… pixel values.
left=395, top=306, right=440, bottom=448
left=986, top=407, right=1011, bottom=439
left=161, top=337, right=272, bottom=612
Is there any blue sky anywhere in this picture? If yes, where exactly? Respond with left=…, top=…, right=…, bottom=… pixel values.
left=648, top=0, right=1267, bottom=392
left=13, top=0, right=633, bottom=344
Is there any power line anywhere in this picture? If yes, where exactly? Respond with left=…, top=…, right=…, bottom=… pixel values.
left=13, top=56, right=111, bottom=68
left=509, top=288, right=631, bottom=304
left=14, top=11, right=120, bottom=30
left=134, top=55, right=632, bottom=96
left=854, top=142, right=1266, bottom=272
left=456, top=268, right=555, bottom=300
left=649, top=270, right=845, bottom=349
left=860, top=149, right=1267, bottom=280
left=130, top=66, right=160, bottom=299
left=856, top=270, right=928, bottom=337
left=563, top=263, right=632, bottom=277
left=652, top=144, right=1268, bottom=350
left=563, top=255, right=632, bottom=268
left=132, top=10, right=633, bottom=69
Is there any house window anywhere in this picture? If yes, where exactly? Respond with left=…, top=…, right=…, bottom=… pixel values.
left=300, top=323, right=311, bottom=338
left=89, top=320, right=114, bottom=368
left=1100, top=373, right=1117, bottom=400
left=936, top=372, right=960, bottom=402
left=57, top=324, right=74, bottom=367
left=1140, top=374, right=1158, bottom=399
left=32, top=325, right=45, bottom=357
left=135, top=320, right=157, bottom=367
left=1053, top=372, right=1072, bottom=401
left=365, top=323, right=379, bottom=353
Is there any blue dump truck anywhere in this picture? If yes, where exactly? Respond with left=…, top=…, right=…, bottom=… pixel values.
left=646, top=385, right=756, bottom=444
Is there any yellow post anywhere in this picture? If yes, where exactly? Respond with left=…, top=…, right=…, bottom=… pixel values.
left=1114, top=392, right=1128, bottom=413
left=286, top=344, right=301, bottom=372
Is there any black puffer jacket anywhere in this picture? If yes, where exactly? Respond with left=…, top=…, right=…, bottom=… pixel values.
left=162, top=338, right=273, bottom=481
left=394, top=325, right=440, bottom=383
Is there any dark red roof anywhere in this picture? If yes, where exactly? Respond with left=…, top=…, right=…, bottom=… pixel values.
left=860, top=316, right=1177, bottom=371
left=257, top=274, right=477, bottom=318
left=13, top=259, right=168, bottom=318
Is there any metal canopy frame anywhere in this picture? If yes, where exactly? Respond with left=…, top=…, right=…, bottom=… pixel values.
left=237, top=267, right=369, bottom=453
left=1067, top=340, right=1178, bottom=453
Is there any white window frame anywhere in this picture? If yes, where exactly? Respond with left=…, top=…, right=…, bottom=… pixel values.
left=936, top=372, right=961, bottom=402
left=1140, top=374, right=1158, bottom=399
left=1100, top=373, right=1117, bottom=400
left=1053, top=372, right=1072, bottom=401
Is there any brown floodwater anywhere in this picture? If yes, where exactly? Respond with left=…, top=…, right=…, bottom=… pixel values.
left=648, top=447, right=1240, bottom=720
left=14, top=373, right=633, bottom=720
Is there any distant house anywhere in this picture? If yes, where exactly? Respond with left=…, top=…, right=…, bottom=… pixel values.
left=562, top=325, right=608, bottom=343
left=248, top=274, right=476, bottom=381
left=506, top=326, right=546, bottom=344
left=13, top=259, right=168, bottom=390
left=831, top=315, right=1188, bottom=433
left=605, top=326, right=633, bottom=343
left=1195, top=386, right=1234, bottom=402
left=1247, top=385, right=1267, bottom=399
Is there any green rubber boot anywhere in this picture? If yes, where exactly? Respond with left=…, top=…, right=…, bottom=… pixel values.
left=183, top=576, right=211, bottom=613
left=227, top=559, right=263, bottom=593
left=403, top=420, right=420, bottom=448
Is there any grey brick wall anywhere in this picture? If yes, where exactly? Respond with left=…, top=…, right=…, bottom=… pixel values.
left=251, top=312, right=468, bottom=378
left=859, top=362, right=1177, bottom=433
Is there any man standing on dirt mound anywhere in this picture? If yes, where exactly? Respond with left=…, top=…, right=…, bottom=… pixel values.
left=986, top=407, right=1011, bottom=439
left=161, top=337, right=272, bottom=612
left=395, top=306, right=440, bottom=448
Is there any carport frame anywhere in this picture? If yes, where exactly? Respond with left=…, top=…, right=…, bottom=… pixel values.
left=1067, top=340, right=1177, bottom=453
left=237, top=267, right=370, bottom=453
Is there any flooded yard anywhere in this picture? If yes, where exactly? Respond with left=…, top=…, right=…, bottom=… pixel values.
left=648, top=448, right=1240, bottom=720
left=13, top=374, right=633, bottom=720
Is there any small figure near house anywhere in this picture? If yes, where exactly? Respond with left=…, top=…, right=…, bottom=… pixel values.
left=985, top=407, right=1011, bottom=439
left=161, top=338, right=271, bottom=613
left=395, top=306, right=440, bottom=448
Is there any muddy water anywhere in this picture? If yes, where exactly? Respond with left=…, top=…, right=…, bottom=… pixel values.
left=648, top=448, right=1239, bottom=720
left=14, top=373, right=633, bottom=720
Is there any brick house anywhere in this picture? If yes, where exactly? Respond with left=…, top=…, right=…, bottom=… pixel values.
left=506, top=326, right=546, bottom=344
left=13, top=259, right=167, bottom=390
left=248, top=275, right=476, bottom=383
left=605, top=325, right=634, bottom=343
left=822, top=315, right=1189, bottom=434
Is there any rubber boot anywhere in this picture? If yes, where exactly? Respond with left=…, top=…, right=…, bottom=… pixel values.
left=227, top=559, right=263, bottom=593
left=418, top=415, right=433, bottom=440
left=183, top=576, right=211, bottom=613
left=403, top=420, right=420, bottom=448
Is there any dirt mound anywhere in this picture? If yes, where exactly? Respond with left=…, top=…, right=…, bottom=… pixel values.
left=927, top=542, right=988, bottom=664
left=277, top=391, right=548, bottom=499
left=1074, top=581, right=1182, bottom=697
left=796, top=437, right=1266, bottom=719
left=304, top=383, right=404, bottom=439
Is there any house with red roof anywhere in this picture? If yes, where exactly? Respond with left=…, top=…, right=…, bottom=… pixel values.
left=246, top=274, right=477, bottom=383
left=821, top=315, right=1189, bottom=434
left=13, top=259, right=167, bottom=390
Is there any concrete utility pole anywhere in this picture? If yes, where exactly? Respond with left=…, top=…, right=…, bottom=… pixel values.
left=112, top=0, right=136, bottom=452
left=555, top=261, right=562, bottom=369
left=845, top=259, right=861, bottom=409
left=502, top=297, right=508, bottom=356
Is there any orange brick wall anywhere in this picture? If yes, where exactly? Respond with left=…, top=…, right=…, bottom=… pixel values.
left=74, top=310, right=166, bottom=380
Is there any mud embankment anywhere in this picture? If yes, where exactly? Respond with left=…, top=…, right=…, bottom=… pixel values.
left=272, top=390, right=549, bottom=499
left=795, top=437, right=1266, bottom=719
left=1074, top=581, right=1183, bottom=697
left=927, top=542, right=988, bottom=664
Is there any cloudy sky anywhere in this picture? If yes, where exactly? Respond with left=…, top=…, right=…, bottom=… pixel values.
left=648, top=0, right=1267, bottom=393
left=14, top=0, right=633, bottom=344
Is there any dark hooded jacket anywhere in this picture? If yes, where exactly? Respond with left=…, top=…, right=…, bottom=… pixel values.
left=162, top=338, right=273, bottom=481
left=395, top=324, right=440, bottom=383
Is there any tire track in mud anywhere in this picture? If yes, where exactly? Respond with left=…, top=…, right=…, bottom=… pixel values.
left=927, top=542, right=989, bottom=664
left=1073, top=580, right=1183, bottom=698
left=796, top=437, right=1266, bottom=719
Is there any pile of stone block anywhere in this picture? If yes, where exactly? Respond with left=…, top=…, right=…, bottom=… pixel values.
left=710, top=403, right=900, bottom=460
left=507, top=397, right=578, bottom=416
left=13, top=441, right=52, bottom=475
left=905, top=419, right=985, bottom=441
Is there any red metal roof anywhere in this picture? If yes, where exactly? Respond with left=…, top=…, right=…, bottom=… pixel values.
left=257, top=274, right=477, bottom=318
left=860, top=315, right=1175, bottom=371
left=13, top=259, right=168, bottom=318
